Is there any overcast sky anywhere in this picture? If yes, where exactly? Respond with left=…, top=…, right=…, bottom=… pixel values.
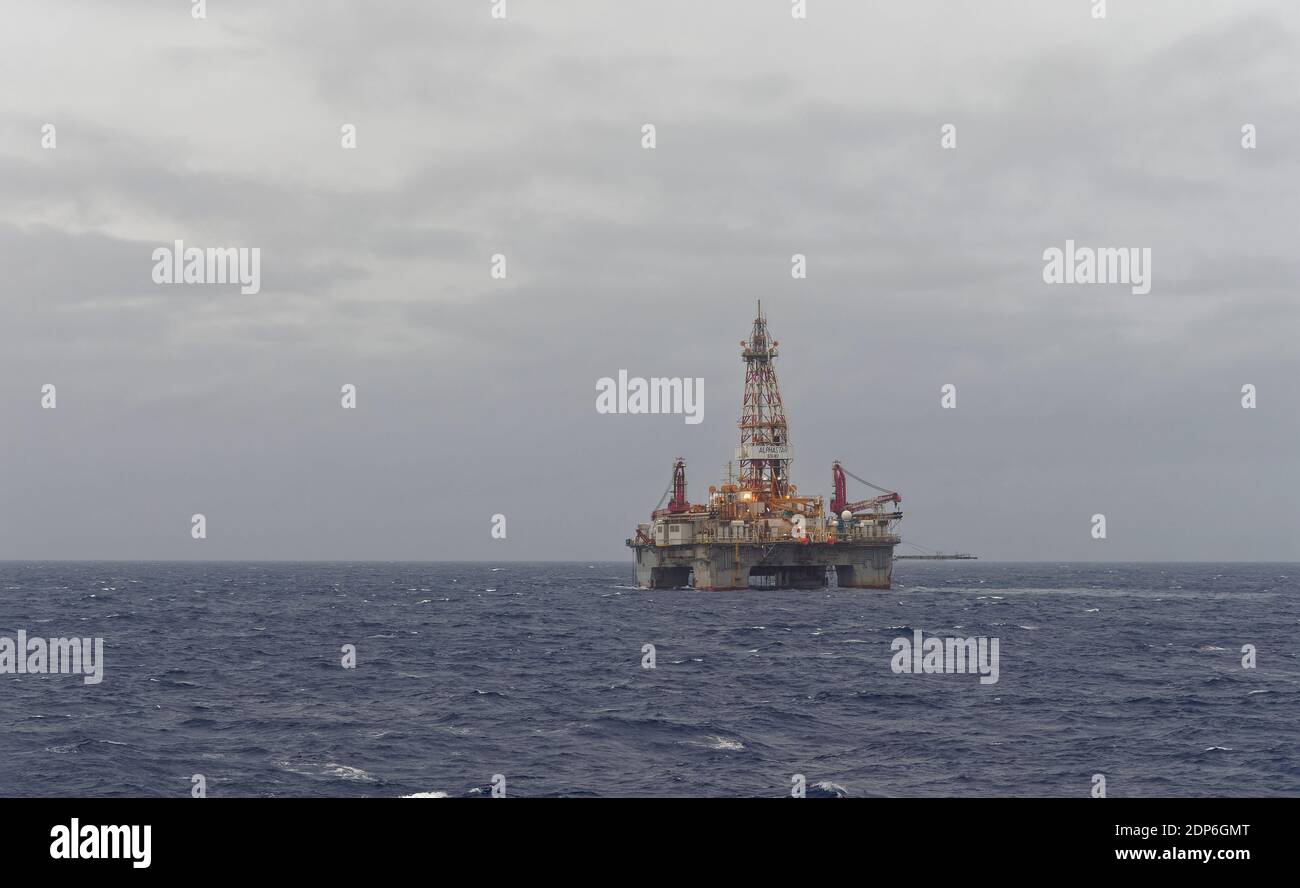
left=1, top=1, right=1296, bottom=561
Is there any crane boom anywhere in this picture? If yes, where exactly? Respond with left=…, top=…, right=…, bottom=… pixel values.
left=831, top=461, right=901, bottom=515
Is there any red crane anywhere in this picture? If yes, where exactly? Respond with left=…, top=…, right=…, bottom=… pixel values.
left=831, top=461, right=901, bottom=515
left=667, top=457, right=689, bottom=514
left=650, top=458, right=691, bottom=519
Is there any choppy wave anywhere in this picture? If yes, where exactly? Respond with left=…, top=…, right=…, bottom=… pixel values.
left=1, top=560, right=1296, bottom=797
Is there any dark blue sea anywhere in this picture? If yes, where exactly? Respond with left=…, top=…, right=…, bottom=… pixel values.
left=0, top=561, right=1296, bottom=798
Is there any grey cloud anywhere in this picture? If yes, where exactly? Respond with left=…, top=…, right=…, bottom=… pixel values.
left=0, top=1, right=1295, bottom=561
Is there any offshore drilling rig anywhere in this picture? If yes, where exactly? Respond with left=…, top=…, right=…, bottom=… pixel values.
left=627, top=303, right=902, bottom=590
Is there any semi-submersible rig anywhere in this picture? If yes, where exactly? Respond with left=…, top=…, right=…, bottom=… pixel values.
left=627, top=303, right=903, bottom=590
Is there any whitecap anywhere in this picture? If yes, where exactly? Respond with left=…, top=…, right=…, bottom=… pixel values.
left=277, top=761, right=377, bottom=782
left=811, top=780, right=849, bottom=797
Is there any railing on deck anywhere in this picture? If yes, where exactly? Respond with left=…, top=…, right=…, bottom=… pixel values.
left=688, top=524, right=900, bottom=546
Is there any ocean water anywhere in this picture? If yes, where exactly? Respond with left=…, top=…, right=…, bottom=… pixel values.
left=0, top=561, right=1296, bottom=798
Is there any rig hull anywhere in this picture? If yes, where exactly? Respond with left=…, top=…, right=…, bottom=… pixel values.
left=629, top=539, right=895, bottom=590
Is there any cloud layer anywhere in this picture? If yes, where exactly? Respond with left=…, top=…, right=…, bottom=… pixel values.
left=1, top=1, right=1296, bottom=560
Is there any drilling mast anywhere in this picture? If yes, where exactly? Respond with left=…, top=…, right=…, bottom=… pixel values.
left=737, top=301, right=791, bottom=500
